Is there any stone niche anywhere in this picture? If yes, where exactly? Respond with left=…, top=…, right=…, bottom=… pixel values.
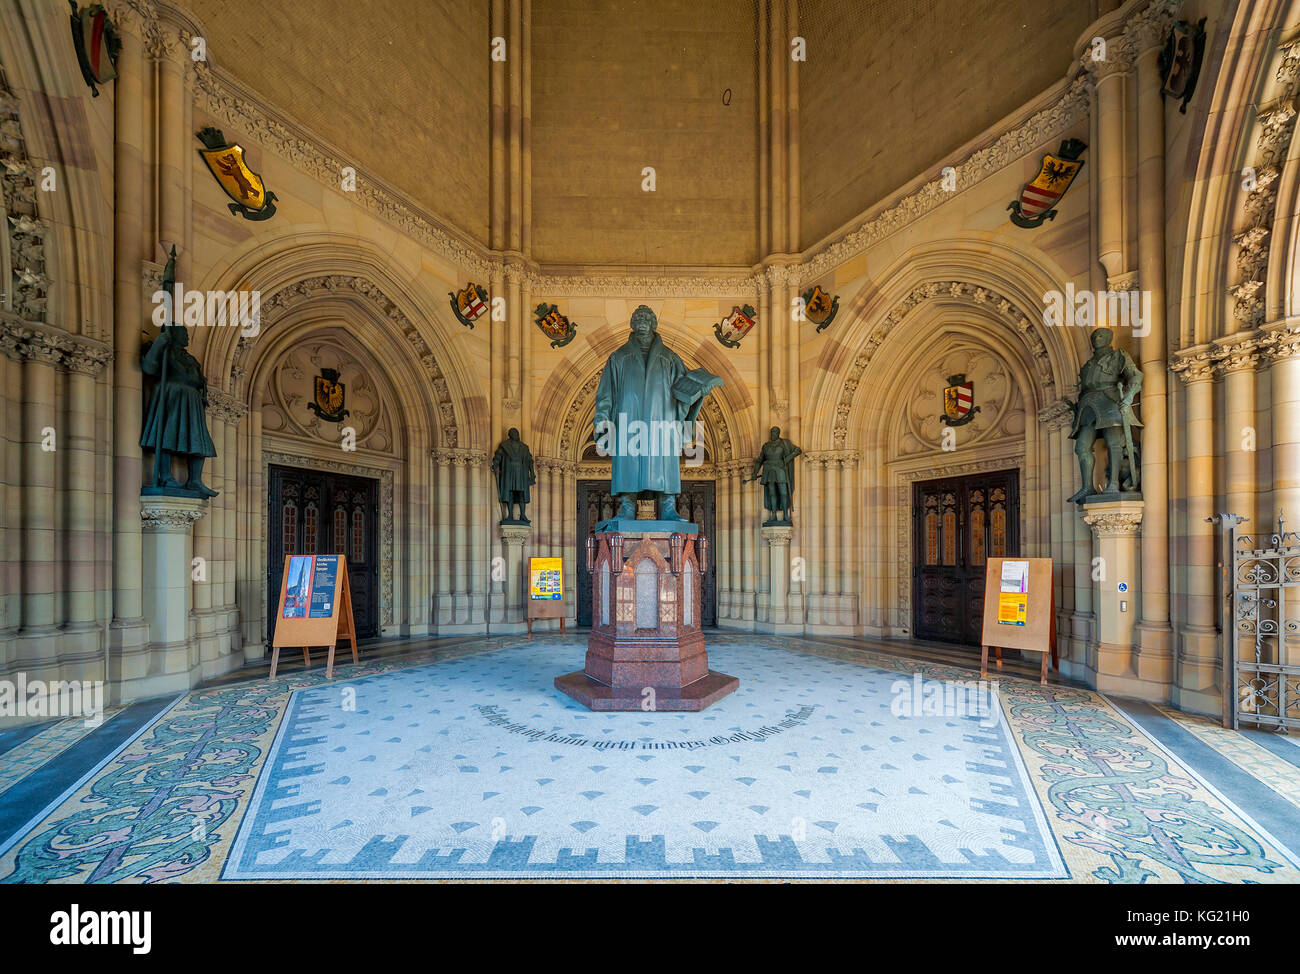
left=554, top=531, right=738, bottom=711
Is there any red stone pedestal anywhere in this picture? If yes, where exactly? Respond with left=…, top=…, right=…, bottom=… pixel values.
left=554, top=530, right=738, bottom=712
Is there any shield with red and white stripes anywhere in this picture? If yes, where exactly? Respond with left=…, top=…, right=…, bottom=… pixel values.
left=1009, top=142, right=1085, bottom=228
left=944, top=381, right=974, bottom=421
left=78, top=6, right=118, bottom=84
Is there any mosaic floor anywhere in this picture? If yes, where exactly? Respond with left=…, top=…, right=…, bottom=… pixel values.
left=1, top=633, right=1297, bottom=883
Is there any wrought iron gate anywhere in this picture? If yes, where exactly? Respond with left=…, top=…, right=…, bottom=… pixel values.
left=1214, top=512, right=1300, bottom=732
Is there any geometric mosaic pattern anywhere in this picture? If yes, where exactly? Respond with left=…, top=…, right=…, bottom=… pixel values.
left=224, top=643, right=1066, bottom=879
left=2, top=633, right=1298, bottom=883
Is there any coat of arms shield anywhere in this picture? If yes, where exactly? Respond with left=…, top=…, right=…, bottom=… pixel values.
left=450, top=283, right=489, bottom=329
left=534, top=303, right=577, bottom=347
left=69, top=2, right=121, bottom=96
left=940, top=374, right=979, bottom=426
left=1008, top=139, right=1086, bottom=229
left=713, top=304, right=757, bottom=348
left=1160, top=18, right=1207, bottom=113
left=196, top=127, right=278, bottom=221
left=800, top=285, right=840, bottom=332
left=308, top=368, right=349, bottom=423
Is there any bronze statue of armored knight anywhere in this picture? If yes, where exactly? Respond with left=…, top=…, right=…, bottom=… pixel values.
left=1067, top=327, right=1142, bottom=503
left=748, top=426, right=803, bottom=525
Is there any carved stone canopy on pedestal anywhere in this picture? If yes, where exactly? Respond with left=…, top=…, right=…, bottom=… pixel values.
left=555, top=530, right=737, bottom=711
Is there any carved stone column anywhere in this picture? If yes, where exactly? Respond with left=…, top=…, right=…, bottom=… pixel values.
left=1039, top=399, right=1075, bottom=672
left=1085, top=34, right=1133, bottom=280
left=1129, top=4, right=1176, bottom=673
left=496, top=523, right=530, bottom=634
left=432, top=448, right=452, bottom=626
left=1081, top=500, right=1147, bottom=697
left=109, top=5, right=151, bottom=673
left=1172, top=351, right=1220, bottom=711
left=19, top=340, right=59, bottom=669
left=1266, top=323, right=1300, bottom=521
left=739, top=458, right=756, bottom=623
left=759, top=524, right=799, bottom=634
left=135, top=496, right=206, bottom=699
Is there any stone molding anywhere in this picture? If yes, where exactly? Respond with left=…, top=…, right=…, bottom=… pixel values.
left=250, top=274, right=461, bottom=447
left=1171, top=321, right=1300, bottom=380
left=1037, top=397, right=1074, bottom=430
left=0, top=59, right=48, bottom=324
left=140, top=497, right=207, bottom=532
left=205, top=387, right=249, bottom=425
left=0, top=315, right=113, bottom=373
left=797, top=76, right=1090, bottom=286
left=534, top=457, right=578, bottom=475
left=832, top=280, right=1053, bottom=447
left=1230, top=37, right=1300, bottom=329
left=1081, top=506, right=1145, bottom=536
left=761, top=525, right=793, bottom=544
left=431, top=447, right=489, bottom=467
left=499, top=524, right=532, bottom=545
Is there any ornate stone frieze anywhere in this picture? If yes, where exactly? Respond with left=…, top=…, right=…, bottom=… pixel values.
left=831, top=280, right=1053, bottom=448
left=0, top=315, right=113, bottom=373
left=1170, top=325, right=1300, bottom=378
left=205, top=387, right=249, bottom=425
left=251, top=274, right=460, bottom=447
left=797, top=75, right=1090, bottom=286
left=524, top=270, right=759, bottom=299
left=1123, top=0, right=1180, bottom=56
left=1081, top=507, right=1144, bottom=536
left=0, top=62, right=48, bottom=324
left=190, top=60, right=493, bottom=278
left=1169, top=345, right=1218, bottom=382
left=534, top=456, right=577, bottom=475
left=140, top=499, right=207, bottom=531
left=1036, top=398, right=1074, bottom=430
left=431, top=447, right=488, bottom=467
left=1230, top=40, right=1300, bottom=330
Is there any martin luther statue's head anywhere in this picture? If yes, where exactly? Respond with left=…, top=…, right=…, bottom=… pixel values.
left=507, top=427, right=520, bottom=441
left=630, top=305, right=657, bottom=348
left=1091, top=327, right=1113, bottom=351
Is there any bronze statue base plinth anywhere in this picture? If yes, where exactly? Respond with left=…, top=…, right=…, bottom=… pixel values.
left=554, top=529, right=738, bottom=713
left=554, top=669, right=739, bottom=712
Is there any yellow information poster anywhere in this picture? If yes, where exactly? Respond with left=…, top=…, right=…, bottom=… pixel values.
left=997, top=559, right=1029, bottom=626
left=529, top=557, right=563, bottom=601
left=997, top=592, right=1028, bottom=626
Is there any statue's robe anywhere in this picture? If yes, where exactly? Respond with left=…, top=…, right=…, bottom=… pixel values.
left=139, top=331, right=217, bottom=458
left=492, top=439, right=533, bottom=502
left=594, top=333, right=691, bottom=496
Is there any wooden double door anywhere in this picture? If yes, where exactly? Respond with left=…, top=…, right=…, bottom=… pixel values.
left=911, top=469, right=1019, bottom=646
left=267, top=465, right=379, bottom=643
left=576, top=480, right=716, bottom=628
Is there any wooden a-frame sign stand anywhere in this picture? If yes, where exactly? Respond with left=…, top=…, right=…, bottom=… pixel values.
left=270, top=554, right=358, bottom=680
left=979, top=556, right=1058, bottom=685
